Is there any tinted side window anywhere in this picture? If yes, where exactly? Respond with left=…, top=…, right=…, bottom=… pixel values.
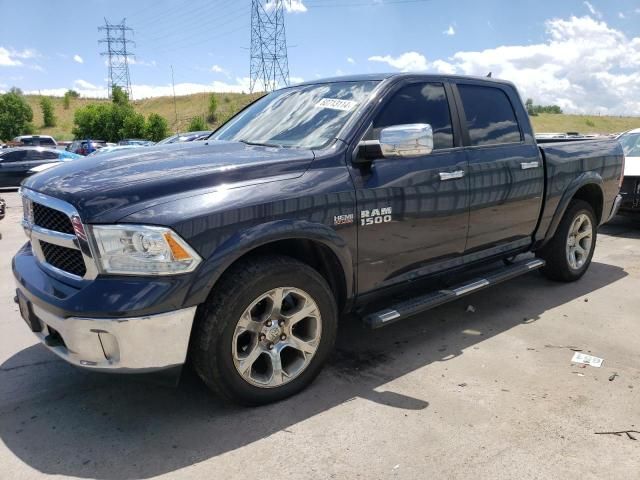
left=43, top=150, right=59, bottom=159
left=40, top=138, right=55, bottom=146
left=0, top=151, right=28, bottom=162
left=458, top=84, right=521, bottom=146
left=373, top=83, right=454, bottom=150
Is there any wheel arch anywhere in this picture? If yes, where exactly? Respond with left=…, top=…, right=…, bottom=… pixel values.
left=541, top=173, right=604, bottom=248
left=186, top=220, right=355, bottom=313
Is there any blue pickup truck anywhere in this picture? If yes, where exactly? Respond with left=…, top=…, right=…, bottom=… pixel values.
left=13, top=74, right=624, bottom=405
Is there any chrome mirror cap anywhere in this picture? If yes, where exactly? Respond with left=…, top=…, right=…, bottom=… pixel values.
left=379, top=123, right=434, bottom=158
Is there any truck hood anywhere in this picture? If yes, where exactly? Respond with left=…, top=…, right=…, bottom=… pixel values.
left=22, top=140, right=314, bottom=222
left=625, top=156, right=640, bottom=177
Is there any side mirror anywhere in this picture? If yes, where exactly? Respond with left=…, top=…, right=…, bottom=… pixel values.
left=379, top=123, right=433, bottom=158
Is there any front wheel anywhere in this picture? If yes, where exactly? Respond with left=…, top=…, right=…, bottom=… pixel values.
left=191, top=255, right=338, bottom=405
left=537, top=199, right=597, bottom=282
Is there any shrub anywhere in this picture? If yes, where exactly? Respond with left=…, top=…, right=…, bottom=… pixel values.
left=145, top=113, right=169, bottom=142
left=0, top=91, right=34, bottom=140
left=40, top=97, right=56, bottom=127
left=188, top=115, right=207, bottom=131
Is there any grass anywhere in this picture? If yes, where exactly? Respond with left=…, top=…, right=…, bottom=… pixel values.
left=23, top=95, right=640, bottom=141
left=24, top=92, right=264, bottom=141
left=529, top=113, right=640, bottom=135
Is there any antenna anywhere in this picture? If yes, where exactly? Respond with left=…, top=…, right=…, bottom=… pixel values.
left=249, top=0, right=290, bottom=93
left=99, top=18, right=135, bottom=98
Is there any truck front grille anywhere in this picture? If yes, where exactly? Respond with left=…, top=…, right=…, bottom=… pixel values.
left=21, top=189, right=96, bottom=281
left=40, top=242, right=87, bottom=277
left=33, top=202, right=75, bottom=234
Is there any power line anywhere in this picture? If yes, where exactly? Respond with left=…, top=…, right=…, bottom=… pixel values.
left=250, top=0, right=290, bottom=93
left=99, top=18, right=135, bottom=98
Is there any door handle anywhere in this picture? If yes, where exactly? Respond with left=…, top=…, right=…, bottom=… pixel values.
left=521, top=161, right=540, bottom=170
left=439, top=170, right=465, bottom=181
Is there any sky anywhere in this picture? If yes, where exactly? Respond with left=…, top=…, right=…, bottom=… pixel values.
left=1, top=0, right=640, bottom=114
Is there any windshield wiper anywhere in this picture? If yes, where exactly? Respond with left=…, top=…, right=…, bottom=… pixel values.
left=238, top=139, right=285, bottom=148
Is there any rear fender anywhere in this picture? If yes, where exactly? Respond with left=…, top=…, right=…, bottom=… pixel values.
left=540, top=172, right=604, bottom=247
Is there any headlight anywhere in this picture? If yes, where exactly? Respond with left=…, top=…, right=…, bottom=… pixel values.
left=90, top=225, right=202, bottom=275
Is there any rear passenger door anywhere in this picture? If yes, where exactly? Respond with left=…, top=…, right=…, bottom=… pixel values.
left=454, top=82, right=544, bottom=254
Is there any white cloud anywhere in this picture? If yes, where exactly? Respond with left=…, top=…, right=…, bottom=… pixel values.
left=265, top=0, right=307, bottom=13
left=368, top=15, right=640, bottom=114
left=73, top=54, right=83, bottom=64
left=210, top=64, right=225, bottom=73
left=74, top=79, right=98, bottom=90
left=127, top=58, right=157, bottom=67
left=618, top=12, right=625, bottom=19
left=289, top=76, right=305, bottom=84
left=347, top=57, right=355, bottom=64
left=444, top=25, right=456, bottom=36
left=0, top=47, right=37, bottom=67
left=583, top=1, right=601, bottom=18
left=368, top=51, right=428, bottom=71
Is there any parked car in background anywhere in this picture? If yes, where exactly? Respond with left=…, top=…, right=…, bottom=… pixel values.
left=87, top=145, right=146, bottom=156
left=66, top=140, right=107, bottom=156
left=0, top=197, right=5, bottom=220
left=118, top=139, right=155, bottom=146
left=156, top=131, right=212, bottom=144
left=0, top=147, right=82, bottom=188
left=10, top=135, right=57, bottom=148
left=618, top=128, right=640, bottom=213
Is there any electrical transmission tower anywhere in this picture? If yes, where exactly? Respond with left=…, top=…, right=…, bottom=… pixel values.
left=99, top=18, right=135, bottom=98
left=249, top=0, right=290, bottom=93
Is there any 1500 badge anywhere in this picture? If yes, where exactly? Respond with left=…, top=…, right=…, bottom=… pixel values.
left=360, top=207, right=392, bottom=226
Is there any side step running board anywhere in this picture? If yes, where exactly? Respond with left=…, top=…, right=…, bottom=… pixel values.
left=363, top=258, right=545, bottom=329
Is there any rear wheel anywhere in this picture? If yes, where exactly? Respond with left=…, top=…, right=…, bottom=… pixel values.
left=537, top=199, right=597, bottom=282
left=191, top=255, right=337, bottom=405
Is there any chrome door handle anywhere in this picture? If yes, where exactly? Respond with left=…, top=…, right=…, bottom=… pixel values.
left=521, top=161, right=540, bottom=170
left=439, top=170, right=465, bottom=181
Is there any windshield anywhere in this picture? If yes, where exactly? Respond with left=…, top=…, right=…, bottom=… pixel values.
left=212, top=81, right=379, bottom=149
left=620, top=132, right=640, bottom=157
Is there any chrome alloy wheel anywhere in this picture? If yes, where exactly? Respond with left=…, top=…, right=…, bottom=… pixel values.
left=232, top=287, right=322, bottom=388
left=566, top=213, right=593, bottom=270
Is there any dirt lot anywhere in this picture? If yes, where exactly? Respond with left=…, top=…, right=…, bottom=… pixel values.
left=0, top=190, right=638, bottom=480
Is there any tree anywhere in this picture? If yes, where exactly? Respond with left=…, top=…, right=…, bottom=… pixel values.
left=0, top=91, right=34, bottom=140
left=40, top=97, right=56, bottom=127
left=145, top=113, right=169, bottom=142
left=207, top=94, right=218, bottom=123
left=525, top=98, right=534, bottom=115
left=63, top=89, right=79, bottom=110
left=188, top=115, right=207, bottom=131
left=111, top=86, right=129, bottom=106
left=120, top=111, right=146, bottom=139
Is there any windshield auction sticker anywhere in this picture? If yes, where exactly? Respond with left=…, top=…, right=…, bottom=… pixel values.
left=315, top=98, right=357, bottom=111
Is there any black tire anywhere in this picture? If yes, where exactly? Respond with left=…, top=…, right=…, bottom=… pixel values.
left=191, top=254, right=338, bottom=406
left=536, top=199, right=597, bottom=282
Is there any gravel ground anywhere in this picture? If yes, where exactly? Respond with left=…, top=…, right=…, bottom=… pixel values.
left=0, top=189, right=638, bottom=480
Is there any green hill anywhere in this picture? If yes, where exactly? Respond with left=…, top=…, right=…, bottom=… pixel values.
left=22, top=94, right=640, bottom=141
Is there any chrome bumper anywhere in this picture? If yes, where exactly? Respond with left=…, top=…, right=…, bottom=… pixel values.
left=30, top=304, right=196, bottom=372
left=607, top=194, right=623, bottom=221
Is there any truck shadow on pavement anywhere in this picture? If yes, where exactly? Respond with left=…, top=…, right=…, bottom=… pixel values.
left=0, top=261, right=627, bottom=479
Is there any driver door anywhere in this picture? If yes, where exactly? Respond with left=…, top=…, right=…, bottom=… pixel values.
left=351, top=81, right=469, bottom=292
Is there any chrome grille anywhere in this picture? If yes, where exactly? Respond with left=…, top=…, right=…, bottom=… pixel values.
left=40, top=242, right=87, bottom=277
left=20, top=189, right=97, bottom=281
left=33, top=202, right=74, bottom=234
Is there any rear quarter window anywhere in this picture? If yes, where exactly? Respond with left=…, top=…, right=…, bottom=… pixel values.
left=458, top=84, right=522, bottom=147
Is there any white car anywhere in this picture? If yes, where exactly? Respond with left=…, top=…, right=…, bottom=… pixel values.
left=618, top=128, right=640, bottom=213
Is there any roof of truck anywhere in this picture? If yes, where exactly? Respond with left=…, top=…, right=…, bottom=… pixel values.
left=293, top=72, right=516, bottom=87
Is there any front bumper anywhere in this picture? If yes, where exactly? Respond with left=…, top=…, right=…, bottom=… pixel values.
left=619, top=177, right=640, bottom=212
left=13, top=242, right=199, bottom=373
left=24, top=302, right=196, bottom=372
